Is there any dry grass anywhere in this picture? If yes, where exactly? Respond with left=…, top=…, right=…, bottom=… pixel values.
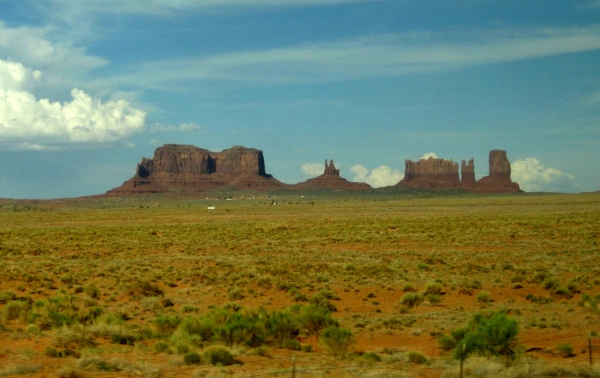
left=1, top=191, right=599, bottom=376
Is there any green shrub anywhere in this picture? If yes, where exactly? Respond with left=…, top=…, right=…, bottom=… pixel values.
left=154, top=341, right=169, bottom=353
left=424, top=282, right=442, bottom=295
left=182, top=305, right=198, bottom=313
left=183, top=352, right=201, bottom=365
left=3, top=300, right=30, bottom=321
left=425, top=294, right=441, bottom=304
left=402, top=283, right=416, bottom=292
left=84, top=284, right=99, bottom=299
left=282, top=339, right=301, bottom=351
left=299, top=305, right=338, bottom=336
left=154, top=315, right=181, bottom=335
left=320, top=326, right=354, bottom=358
left=407, top=351, right=428, bottom=364
left=557, top=343, right=573, bottom=358
left=362, top=351, right=381, bottom=363
left=202, top=345, right=234, bottom=366
left=400, top=293, right=424, bottom=308
left=476, top=291, right=492, bottom=303
left=129, top=280, right=163, bottom=298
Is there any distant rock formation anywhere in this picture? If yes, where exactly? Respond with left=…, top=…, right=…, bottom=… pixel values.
left=396, top=150, right=520, bottom=193
left=474, top=150, right=520, bottom=193
left=396, top=157, right=461, bottom=189
left=461, top=158, right=476, bottom=189
left=107, top=144, right=285, bottom=194
left=291, top=160, right=371, bottom=191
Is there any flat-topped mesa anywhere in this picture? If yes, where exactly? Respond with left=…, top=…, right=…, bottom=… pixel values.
left=397, top=157, right=461, bottom=189
left=474, top=150, right=520, bottom=193
left=107, top=144, right=283, bottom=195
left=292, top=159, right=371, bottom=191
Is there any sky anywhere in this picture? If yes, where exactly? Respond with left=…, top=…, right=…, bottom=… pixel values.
left=1, top=0, right=599, bottom=198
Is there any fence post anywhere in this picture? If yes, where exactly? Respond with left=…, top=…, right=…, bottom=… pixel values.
left=291, top=355, right=296, bottom=378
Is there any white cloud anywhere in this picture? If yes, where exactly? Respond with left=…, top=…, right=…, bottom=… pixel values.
left=149, top=122, right=202, bottom=133
left=107, top=25, right=600, bottom=89
left=511, top=158, right=580, bottom=193
left=0, top=59, right=146, bottom=150
left=0, top=59, right=41, bottom=91
left=350, top=164, right=403, bottom=188
left=0, top=22, right=107, bottom=78
left=420, top=152, right=438, bottom=160
left=301, top=163, right=324, bottom=177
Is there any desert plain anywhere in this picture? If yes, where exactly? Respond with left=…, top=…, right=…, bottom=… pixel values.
left=1, top=190, right=599, bottom=377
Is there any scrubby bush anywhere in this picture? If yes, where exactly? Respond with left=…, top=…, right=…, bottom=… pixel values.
left=407, top=351, right=428, bottom=364
left=183, top=352, right=201, bottom=365
left=557, top=343, right=573, bottom=358
left=202, top=345, right=234, bottom=366
left=321, top=326, right=354, bottom=358
left=400, top=293, right=424, bottom=308
left=476, top=291, right=492, bottom=303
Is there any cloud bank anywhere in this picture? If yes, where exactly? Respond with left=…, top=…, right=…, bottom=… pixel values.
left=350, top=164, right=403, bottom=188
left=512, top=158, right=580, bottom=193
left=301, top=163, right=325, bottom=177
left=0, top=58, right=146, bottom=150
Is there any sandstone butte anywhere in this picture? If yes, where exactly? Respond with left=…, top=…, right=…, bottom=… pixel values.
left=107, top=144, right=286, bottom=195
left=107, top=144, right=520, bottom=195
left=290, top=160, right=371, bottom=191
left=396, top=150, right=520, bottom=193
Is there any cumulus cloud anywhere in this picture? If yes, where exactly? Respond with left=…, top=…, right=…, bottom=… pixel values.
left=0, top=59, right=146, bottom=150
left=420, top=152, right=438, bottom=160
left=301, top=163, right=325, bottom=177
left=0, top=59, right=41, bottom=91
left=350, top=164, right=403, bottom=188
left=511, top=158, right=580, bottom=193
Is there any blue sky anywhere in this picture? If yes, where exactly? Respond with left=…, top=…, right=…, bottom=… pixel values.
left=1, top=0, right=599, bottom=198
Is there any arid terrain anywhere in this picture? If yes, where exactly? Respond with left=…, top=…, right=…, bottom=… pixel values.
left=1, top=191, right=599, bottom=377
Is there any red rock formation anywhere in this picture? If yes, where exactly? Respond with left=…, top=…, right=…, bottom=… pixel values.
left=107, top=144, right=285, bottom=195
left=460, top=158, right=476, bottom=189
left=291, top=160, right=371, bottom=191
left=474, top=150, right=520, bottom=193
left=396, top=157, right=461, bottom=189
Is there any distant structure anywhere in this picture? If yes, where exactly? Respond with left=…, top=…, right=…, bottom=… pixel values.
left=291, top=159, right=371, bottom=191
left=107, top=144, right=285, bottom=195
left=396, top=150, right=520, bottom=193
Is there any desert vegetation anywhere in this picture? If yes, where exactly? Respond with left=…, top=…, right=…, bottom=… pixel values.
left=0, top=191, right=599, bottom=377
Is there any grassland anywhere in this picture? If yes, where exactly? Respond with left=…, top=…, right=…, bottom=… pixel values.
left=0, top=191, right=599, bottom=377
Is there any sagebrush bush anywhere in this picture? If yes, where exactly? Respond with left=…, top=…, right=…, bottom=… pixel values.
left=400, top=293, right=424, bottom=308
left=320, top=326, right=354, bottom=358
left=202, top=345, right=234, bottom=366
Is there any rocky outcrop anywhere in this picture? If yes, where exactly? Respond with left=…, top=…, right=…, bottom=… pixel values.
left=396, top=151, right=520, bottom=193
left=474, top=150, right=520, bottom=193
left=107, top=144, right=285, bottom=194
left=397, top=157, right=461, bottom=189
left=461, top=159, right=476, bottom=189
left=291, top=160, right=371, bottom=191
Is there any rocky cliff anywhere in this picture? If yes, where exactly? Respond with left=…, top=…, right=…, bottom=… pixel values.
left=397, top=157, right=461, bottom=189
left=291, top=160, right=371, bottom=191
left=107, top=144, right=284, bottom=194
left=474, top=150, right=520, bottom=193
left=396, top=151, right=520, bottom=193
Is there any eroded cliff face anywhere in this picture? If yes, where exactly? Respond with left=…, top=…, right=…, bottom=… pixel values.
left=291, top=160, right=371, bottom=191
left=397, top=157, right=461, bottom=189
left=395, top=151, right=520, bottom=193
left=474, top=150, right=520, bottom=193
left=107, top=144, right=282, bottom=194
